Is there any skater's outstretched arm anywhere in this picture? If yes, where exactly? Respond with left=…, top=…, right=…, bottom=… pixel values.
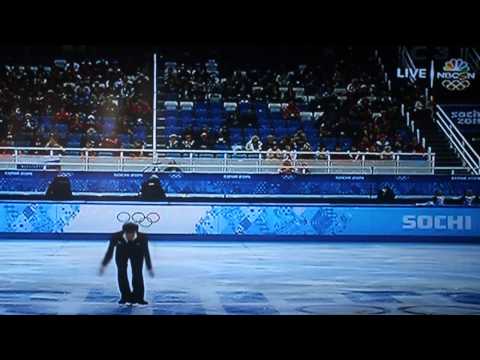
left=99, top=236, right=117, bottom=275
left=143, top=235, right=154, bottom=277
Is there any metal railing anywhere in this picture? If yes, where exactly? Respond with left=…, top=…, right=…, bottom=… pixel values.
left=0, top=147, right=436, bottom=175
left=399, top=46, right=417, bottom=84
left=436, top=105, right=480, bottom=175
left=461, top=47, right=480, bottom=72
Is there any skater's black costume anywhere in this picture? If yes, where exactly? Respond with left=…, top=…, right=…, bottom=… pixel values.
left=101, top=223, right=153, bottom=304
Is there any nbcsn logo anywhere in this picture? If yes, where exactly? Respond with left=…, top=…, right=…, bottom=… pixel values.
left=396, top=58, right=476, bottom=91
left=439, top=59, right=475, bottom=91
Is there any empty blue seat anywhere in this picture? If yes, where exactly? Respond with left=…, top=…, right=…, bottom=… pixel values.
left=270, top=112, right=283, bottom=121
left=257, top=113, right=270, bottom=123
left=134, top=128, right=146, bottom=140
left=67, top=139, right=81, bottom=148
left=69, top=134, right=83, bottom=142
left=259, top=128, right=273, bottom=138
left=103, top=116, right=116, bottom=124
left=322, top=137, right=337, bottom=151
left=195, top=118, right=210, bottom=127
left=195, top=109, right=208, bottom=118
left=56, top=124, right=69, bottom=134
left=244, top=128, right=258, bottom=139
left=210, top=110, right=223, bottom=119
left=258, top=118, right=271, bottom=126
left=15, top=140, right=31, bottom=147
left=133, top=133, right=147, bottom=142
left=210, top=102, right=222, bottom=111
left=167, top=126, right=183, bottom=135
left=230, top=130, right=243, bottom=144
left=310, top=138, right=320, bottom=150
left=195, top=102, right=208, bottom=111
left=239, top=102, right=251, bottom=113
left=119, top=134, right=132, bottom=145
left=255, top=103, right=269, bottom=112
left=164, top=109, right=178, bottom=117
left=230, top=137, right=244, bottom=146
left=210, top=117, right=224, bottom=125
left=180, top=117, right=195, bottom=125
left=179, top=110, right=193, bottom=119
left=165, top=117, right=178, bottom=127
left=214, top=143, right=229, bottom=151
left=275, top=128, right=289, bottom=137
left=103, top=123, right=116, bottom=135
left=285, top=121, right=300, bottom=130
left=340, top=139, right=353, bottom=151
left=297, top=104, right=309, bottom=112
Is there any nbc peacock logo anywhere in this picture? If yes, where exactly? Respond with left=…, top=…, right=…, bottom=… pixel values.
left=443, top=59, right=470, bottom=73
left=438, top=58, right=476, bottom=91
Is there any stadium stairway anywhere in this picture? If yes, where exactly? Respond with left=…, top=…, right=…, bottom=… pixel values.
left=156, top=70, right=167, bottom=150
left=414, top=109, right=470, bottom=175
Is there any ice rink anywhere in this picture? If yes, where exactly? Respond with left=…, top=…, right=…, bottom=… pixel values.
left=1, top=240, right=480, bottom=315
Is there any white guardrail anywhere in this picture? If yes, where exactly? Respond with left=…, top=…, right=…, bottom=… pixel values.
left=436, top=105, right=480, bottom=175
left=0, top=147, right=436, bottom=175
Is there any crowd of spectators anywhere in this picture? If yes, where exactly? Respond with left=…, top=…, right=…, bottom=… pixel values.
left=0, top=50, right=427, bottom=161
left=0, top=59, right=152, bottom=154
left=162, top=52, right=425, bottom=157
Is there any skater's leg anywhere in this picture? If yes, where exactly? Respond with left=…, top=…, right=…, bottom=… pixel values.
left=116, top=256, right=132, bottom=303
left=131, top=257, right=146, bottom=303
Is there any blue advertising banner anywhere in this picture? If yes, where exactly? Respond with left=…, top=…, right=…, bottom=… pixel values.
left=440, top=104, right=480, bottom=133
left=0, top=171, right=480, bottom=196
left=1, top=171, right=480, bottom=197
left=0, top=202, right=478, bottom=240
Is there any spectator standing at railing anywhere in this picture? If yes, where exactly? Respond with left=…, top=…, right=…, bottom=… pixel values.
left=100, top=132, right=120, bottom=150
left=296, top=161, right=311, bottom=175
left=164, top=160, right=182, bottom=173
left=82, top=139, right=97, bottom=158
left=215, top=126, right=230, bottom=147
left=282, top=145, right=297, bottom=161
left=245, top=135, right=263, bottom=152
left=393, top=139, right=403, bottom=153
left=293, top=130, right=308, bottom=150
left=432, top=190, right=446, bottom=206
left=84, top=125, right=98, bottom=144
left=298, top=142, right=313, bottom=160
left=316, top=145, right=328, bottom=160
left=0, top=131, right=15, bottom=154
left=278, top=158, right=295, bottom=175
left=380, top=145, right=394, bottom=160
left=280, top=135, right=295, bottom=151
left=266, top=142, right=282, bottom=160
left=461, top=189, right=477, bottom=207
left=263, top=134, right=276, bottom=151
left=31, top=136, right=44, bottom=155
left=45, top=132, right=64, bottom=150
left=131, top=139, right=145, bottom=158
left=167, top=134, right=181, bottom=150
left=347, top=146, right=362, bottom=161
left=198, top=131, right=212, bottom=150
left=182, top=133, right=196, bottom=150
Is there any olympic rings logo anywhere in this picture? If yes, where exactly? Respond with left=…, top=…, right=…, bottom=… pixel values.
left=442, top=79, right=471, bottom=92
left=116, top=212, right=161, bottom=228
